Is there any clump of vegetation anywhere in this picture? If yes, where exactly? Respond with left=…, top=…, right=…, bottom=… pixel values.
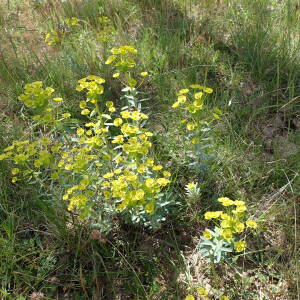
left=199, top=197, right=258, bottom=263
left=0, top=44, right=218, bottom=234
left=0, top=46, right=178, bottom=231
left=0, top=0, right=299, bottom=299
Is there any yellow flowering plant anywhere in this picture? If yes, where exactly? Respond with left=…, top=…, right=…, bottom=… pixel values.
left=103, top=45, right=174, bottom=227
left=44, top=30, right=61, bottom=46
left=96, top=16, right=116, bottom=43
left=198, top=197, right=258, bottom=263
left=104, top=45, right=150, bottom=92
left=0, top=46, right=175, bottom=231
left=65, top=17, right=80, bottom=27
left=184, top=286, right=230, bottom=300
left=171, top=86, right=221, bottom=174
left=44, top=16, right=89, bottom=47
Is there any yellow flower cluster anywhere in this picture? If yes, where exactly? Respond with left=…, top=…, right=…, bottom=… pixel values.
left=0, top=45, right=171, bottom=221
left=62, top=176, right=95, bottom=212
left=0, top=137, right=63, bottom=183
left=96, top=16, right=116, bottom=43
left=172, top=85, right=212, bottom=114
left=203, top=197, right=258, bottom=252
left=65, top=17, right=80, bottom=27
left=171, top=85, right=221, bottom=155
left=45, top=17, right=83, bottom=46
left=1, top=75, right=171, bottom=215
left=101, top=164, right=170, bottom=214
left=76, top=75, right=105, bottom=97
left=57, top=146, right=96, bottom=173
left=184, top=286, right=230, bottom=300
left=44, top=30, right=61, bottom=46
left=65, top=76, right=170, bottom=213
left=106, top=45, right=150, bottom=90
left=18, top=81, right=54, bottom=111
left=105, top=45, right=137, bottom=73
left=18, top=81, right=66, bottom=125
left=64, top=80, right=170, bottom=214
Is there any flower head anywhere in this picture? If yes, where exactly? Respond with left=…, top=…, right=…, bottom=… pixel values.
left=197, top=287, right=208, bottom=296
left=246, top=219, right=257, bottom=229
left=203, top=231, right=212, bottom=240
left=204, top=211, right=222, bottom=220
left=234, top=240, right=247, bottom=252
left=218, top=197, right=234, bottom=206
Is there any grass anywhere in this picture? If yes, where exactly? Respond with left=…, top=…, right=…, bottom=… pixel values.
left=0, top=0, right=299, bottom=299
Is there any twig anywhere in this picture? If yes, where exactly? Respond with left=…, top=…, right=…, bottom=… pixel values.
left=279, top=95, right=300, bottom=110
